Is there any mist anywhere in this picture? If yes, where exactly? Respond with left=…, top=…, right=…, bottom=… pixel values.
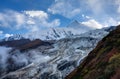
left=0, top=46, right=11, bottom=69
left=0, top=46, right=51, bottom=77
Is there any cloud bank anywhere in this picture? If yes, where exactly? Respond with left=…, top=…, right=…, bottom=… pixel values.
left=0, top=46, right=51, bottom=76
left=48, top=0, right=120, bottom=27
left=81, top=19, right=103, bottom=29
left=48, top=0, right=81, bottom=19
left=0, top=10, right=60, bottom=32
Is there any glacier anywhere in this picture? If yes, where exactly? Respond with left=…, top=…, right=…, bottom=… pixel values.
left=0, top=26, right=116, bottom=79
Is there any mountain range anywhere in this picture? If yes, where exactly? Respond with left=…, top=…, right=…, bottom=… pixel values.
left=0, top=22, right=116, bottom=79
left=1, top=20, right=96, bottom=41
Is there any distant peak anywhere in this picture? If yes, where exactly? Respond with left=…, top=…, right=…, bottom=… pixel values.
left=67, top=20, right=80, bottom=27
left=71, top=20, right=79, bottom=24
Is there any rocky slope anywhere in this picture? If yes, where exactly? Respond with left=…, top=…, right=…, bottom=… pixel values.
left=66, top=25, right=120, bottom=79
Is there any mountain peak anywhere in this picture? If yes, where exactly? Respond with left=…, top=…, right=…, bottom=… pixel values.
left=67, top=20, right=80, bottom=28
left=72, top=20, right=79, bottom=24
left=67, top=20, right=94, bottom=34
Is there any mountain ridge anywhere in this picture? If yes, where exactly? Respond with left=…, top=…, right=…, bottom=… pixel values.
left=1, top=20, right=97, bottom=41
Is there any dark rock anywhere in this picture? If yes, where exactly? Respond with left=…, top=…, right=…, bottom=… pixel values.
left=57, top=60, right=75, bottom=71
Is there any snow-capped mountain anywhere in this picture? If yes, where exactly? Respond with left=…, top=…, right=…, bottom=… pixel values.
left=2, top=20, right=115, bottom=42
left=2, top=34, right=24, bottom=41
left=2, top=20, right=96, bottom=41
left=24, top=20, right=95, bottom=40
left=67, top=20, right=93, bottom=31
left=23, top=28, right=74, bottom=40
left=0, top=26, right=116, bottom=79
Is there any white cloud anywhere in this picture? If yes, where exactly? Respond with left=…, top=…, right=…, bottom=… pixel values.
left=48, top=0, right=81, bottom=18
left=24, top=11, right=48, bottom=19
left=15, top=14, right=25, bottom=29
left=0, top=31, right=3, bottom=34
left=103, top=17, right=120, bottom=27
left=82, top=14, right=91, bottom=19
left=40, top=19, right=60, bottom=27
left=0, top=31, right=14, bottom=39
left=24, top=10, right=60, bottom=29
left=0, top=10, right=60, bottom=32
left=0, top=10, right=25, bottom=28
left=48, top=0, right=120, bottom=27
left=5, top=34, right=13, bottom=38
left=47, top=0, right=106, bottom=18
left=26, top=20, right=35, bottom=25
left=115, top=0, right=120, bottom=13
left=24, top=11, right=60, bottom=32
left=81, top=19, right=103, bottom=29
left=85, top=16, right=91, bottom=19
left=118, top=6, right=120, bottom=13
left=0, top=46, right=11, bottom=69
left=118, top=21, right=120, bottom=24
left=0, top=0, right=120, bottom=33
left=82, top=14, right=85, bottom=18
left=108, top=18, right=118, bottom=25
left=0, top=31, right=3, bottom=38
left=86, top=0, right=103, bottom=15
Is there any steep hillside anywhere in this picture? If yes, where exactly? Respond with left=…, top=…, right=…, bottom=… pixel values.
left=66, top=25, right=120, bottom=79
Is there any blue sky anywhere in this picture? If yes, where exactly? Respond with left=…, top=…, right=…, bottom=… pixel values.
left=0, top=0, right=120, bottom=38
